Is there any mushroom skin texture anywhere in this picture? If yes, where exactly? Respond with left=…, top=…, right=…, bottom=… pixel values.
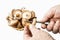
left=7, top=9, right=37, bottom=31
left=22, top=10, right=37, bottom=27
left=12, top=9, right=22, bottom=20
left=7, top=9, right=23, bottom=30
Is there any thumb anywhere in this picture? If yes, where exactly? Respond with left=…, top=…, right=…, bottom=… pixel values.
left=40, top=10, right=54, bottom=22
left=29, top=24, right=39, bottom=35
left=24, top=26, right=31, bottom=39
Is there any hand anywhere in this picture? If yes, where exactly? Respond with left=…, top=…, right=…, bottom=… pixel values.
left=40, top=5, right=60, bottom=33
left=24, top=25, right=54, bottom=40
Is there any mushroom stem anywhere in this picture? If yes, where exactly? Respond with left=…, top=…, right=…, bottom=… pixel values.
left=26, top=21, right=49, bottom=25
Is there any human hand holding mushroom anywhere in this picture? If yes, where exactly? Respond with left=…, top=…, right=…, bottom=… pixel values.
left=6, top=8, right=54, bottom=40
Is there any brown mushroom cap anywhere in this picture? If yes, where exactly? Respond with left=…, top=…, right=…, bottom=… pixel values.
left=8, top=20, right=18, bottom=26
left=12, top=9, right=22, bottom=20
left=22, top=11, right=32, bottom=19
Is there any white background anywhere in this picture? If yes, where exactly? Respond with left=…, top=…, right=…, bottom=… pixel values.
left=0, top=0, right=60, bottom=40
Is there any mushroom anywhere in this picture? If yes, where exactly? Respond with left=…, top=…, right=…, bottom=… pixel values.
left=7, top=8, right=37, bottom=31
left=22, top=10, right=37, bottom=27
left=12, top=9, right=22, bottom=20
left=7, top=9, right=23, bottom=30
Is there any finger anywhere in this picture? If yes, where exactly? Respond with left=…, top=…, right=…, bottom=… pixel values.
left=41, top=24, right=47, bottom=29
left=29, top=24, right=39, bottom=35
left=59, top=26, right=60, bottom=33
left=24, top=26, right=31, bottom=38
left=53, top=20, right=60, bottom=33
left=47, top=20, right=55, bottom=31
left=40, top=9, right=54, bottom=22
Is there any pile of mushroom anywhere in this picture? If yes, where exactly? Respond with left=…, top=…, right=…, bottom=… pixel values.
left=7, top=8, right=37, bottom=31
